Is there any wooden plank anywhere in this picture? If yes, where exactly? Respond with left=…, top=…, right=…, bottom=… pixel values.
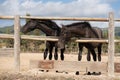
left=0, top=34, right=59, bottom=41
left=14, top=15, right=20, bottom=71
left=115, top=19, right=120, bottom=22
left=30, top=60, right=54, bottom=69
left=1, top=34, right=120, bottom=43
left=108, top=12, right=115, bottom=76
left=0, top=16, right=14, bottom=19
left=0, top=34, right=14, bottom=39
left=76, top=39, right=108, bottom=43
left=21, top=35, right=58, bottom=41
left=30, top=60, right=107, bottom=73
left=0, top=15, right=120, bottom=22
left=21, top=16, right=108, bottom=21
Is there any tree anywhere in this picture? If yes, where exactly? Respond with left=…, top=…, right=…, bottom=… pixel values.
left=26, top=13, right=31, bottom=22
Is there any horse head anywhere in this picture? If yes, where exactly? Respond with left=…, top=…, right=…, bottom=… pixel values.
left=58, top=25, right=71, bottom=49
left=21, top=19, right=38, bottom=34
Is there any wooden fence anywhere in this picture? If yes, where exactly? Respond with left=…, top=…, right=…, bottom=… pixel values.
left=0, top=12, right=119, bottom=77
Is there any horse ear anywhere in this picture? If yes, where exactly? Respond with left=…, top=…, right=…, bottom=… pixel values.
left=60, top=24, right=68, bottom=30
left=60, top=24, right=65, bottom=27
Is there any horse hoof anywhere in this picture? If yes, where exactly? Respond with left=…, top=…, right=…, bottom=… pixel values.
left=78, top=56, right=82, bottom=61
left=98, top=56, right=101, bottom=61
left=44, top=57, right=47, bottom=60
left=49, top=55, right=52, bottom=60
left=60, top=55, right=64, bottom=60
left=44, top=54, right=47, bottom=60
left=49, top=56, right=52, bottom=60
left=93, top=58, right=97, bottom=61
left=54, top=55, right=58, bottom=60
left=87, top=56, right=91, bottom=61
left=87, top=57, right=91, bottom=61
left=61, top=59, right=64, bottom=61
left=54, top=58, right=58, bottom=60
left=78, top=58, right=81, bottom=61
left=49, top=58, right=52, bottom=60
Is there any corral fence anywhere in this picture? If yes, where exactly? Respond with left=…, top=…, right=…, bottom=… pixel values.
left=0, top=12, right=120, bottom=77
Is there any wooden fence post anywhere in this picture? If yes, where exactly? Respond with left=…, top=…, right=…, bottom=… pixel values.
left=14, top=15, right=20, bottom=71
left=108, top=12, right=115, bottom=76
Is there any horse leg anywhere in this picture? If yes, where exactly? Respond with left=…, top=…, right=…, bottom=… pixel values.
left=98, top=44, right=102, bottom=61
left=90, top=49, right=96, bottom=61
left=44, top=42, right=49, bottom=60
left=54, top=43, right=58, bottom=60
left=48, top=45, right=53, bottom=60
left=87, top=49, right=91, bottom=61
left=86, top=49, right=96, bottom=75
left=44, top=48, right=48, bottom=60
left=60, top=48, right=65, bottom=60
left=78, top=43, right=83, bottom=61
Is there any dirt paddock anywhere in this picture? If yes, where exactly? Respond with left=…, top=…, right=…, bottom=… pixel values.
left=0, top=53, right=120, bottom=80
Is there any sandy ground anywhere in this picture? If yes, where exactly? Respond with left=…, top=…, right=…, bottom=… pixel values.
left=0, top=53, right=120, bottom=80
left=0, top=53, right=120, bottom=72
left=0, top=53, right=107, bottom=72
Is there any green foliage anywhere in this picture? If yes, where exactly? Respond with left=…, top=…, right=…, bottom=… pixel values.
left=115, top=36, right=120, bottom=53
left=21, top=39, right=44, bottom=52
left=102, top=27, right=120, bottom=37
left=115, top=27, right=120, bottom=36
left=0, top=25, right=14, bottom=33
left=26, top=13, right=31, bottom=22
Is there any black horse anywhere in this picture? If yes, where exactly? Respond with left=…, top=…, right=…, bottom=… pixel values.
left=21, top=19, right=65, bottom=60
left=58, top=22, right=103, bottom=61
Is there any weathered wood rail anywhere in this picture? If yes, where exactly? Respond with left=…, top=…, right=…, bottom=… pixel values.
left=0, top=33, right=120, bottom=43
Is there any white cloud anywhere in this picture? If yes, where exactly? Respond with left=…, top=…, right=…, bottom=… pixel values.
left=0, top=0, right=115, bottom=28
left=0, top=0, right=113, bottom=16
left=0, top=0, right=19, bottom=15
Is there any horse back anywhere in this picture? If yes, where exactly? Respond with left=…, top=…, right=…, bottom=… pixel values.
left=92, top=27, right=103, bottom=39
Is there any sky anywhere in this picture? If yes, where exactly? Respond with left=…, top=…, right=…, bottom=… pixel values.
left=0, top=0, right=120, bottom=28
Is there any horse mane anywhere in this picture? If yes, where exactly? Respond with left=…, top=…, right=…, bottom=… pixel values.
left=63, top=21, right=100, bottom=38
left=36, top=19, right=60, bottom=30
left=41, top=20, right=61, bottom=35
left=64, top=22, right=92, bottom=28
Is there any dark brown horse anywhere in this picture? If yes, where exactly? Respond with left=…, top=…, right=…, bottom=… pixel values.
left=21, top=19, right=65, bottom=60
left=58, top=22, right=103, bottom=61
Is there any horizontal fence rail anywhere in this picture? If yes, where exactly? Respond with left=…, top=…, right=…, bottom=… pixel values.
left=0, top=34, right=120, bottom=43
left=0, top=16, right=14, bottom=19
left=0, top=15, right=120, bottom=22
left=21, top=16, right=109, bottom=21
